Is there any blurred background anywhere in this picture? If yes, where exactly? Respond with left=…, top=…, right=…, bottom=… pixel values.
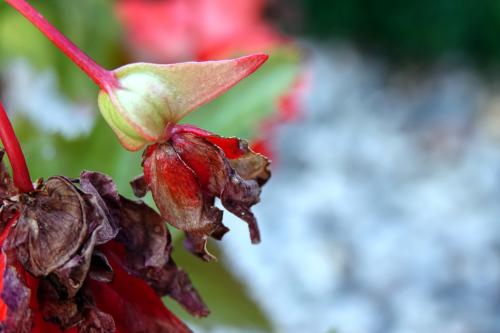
left=2, top=0, right=500, bottom=332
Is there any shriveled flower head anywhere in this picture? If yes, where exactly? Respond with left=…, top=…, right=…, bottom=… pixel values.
left=133, top=125, right=270, bottom=260
left=0, top=152, right=207, bottom=332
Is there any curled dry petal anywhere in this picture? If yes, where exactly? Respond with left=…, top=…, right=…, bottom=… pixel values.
left=227, top=147, right=271, bottom=186
left=88, top=252, right=114, bottom=283
left=115, top=198, right=209, bottom=316
left=0, top=169, right=205, bottom=332
left=7, top=177, right=89, bottom=277
left=50, top=230, right=99, bottom=298
left=79, top=172, right=121, bottom=241
left=79, top=306, right=116, bottom=333
left=82, top=171, right=208, bottom=316
left=129, top=175, right=148, bottom=198
left=90, top=256, right=192, bottom=333
left=38, top=279, right=81, bottom=330
left=38, top=279, right=115, bottom=333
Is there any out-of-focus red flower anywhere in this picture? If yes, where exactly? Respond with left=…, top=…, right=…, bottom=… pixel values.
left=116, top=0, right=283, bottom=62
left=116, top=0, right=306, bottom=160
left=132, top=124, right=270, bottom=261
left=250, top=76, right=308, bottom=160
left=0, top=153, right=207, bottom=332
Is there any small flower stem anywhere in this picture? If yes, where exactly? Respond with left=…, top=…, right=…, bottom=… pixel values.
left=0, top=102, right=33, bottom=193
left=3, top=0, right=119, bottom=90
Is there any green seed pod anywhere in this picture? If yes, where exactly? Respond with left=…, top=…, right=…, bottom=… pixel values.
left=98, top=54, right=268, bottom=151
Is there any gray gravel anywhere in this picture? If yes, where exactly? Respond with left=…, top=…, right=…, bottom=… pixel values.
left=221, top=44, right=500, bottom=333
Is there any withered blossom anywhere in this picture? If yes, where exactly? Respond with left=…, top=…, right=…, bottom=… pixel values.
left=0, top=152, right=206, bottom=333
left=133, top=125, right=270, bottom=261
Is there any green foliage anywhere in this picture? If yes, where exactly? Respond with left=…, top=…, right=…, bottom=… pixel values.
left=167, top=240, right=273, bottom=331
left=0, top=0, right=123, bottom=98
left=13, top=117, right=143, bottom=196
left=291, top=0, right=500, bottom=65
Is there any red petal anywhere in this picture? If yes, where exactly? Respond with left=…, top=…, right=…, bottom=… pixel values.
left=172, top=125, right=246, bottom=159
left=90, top=251, right=191, bottom=333
left=143, top=143, right=227, bottom=260
left=143, top=143, right=204, bottom=232
left=171, top=132, right=229, bottom=195
left=115, top=0, right=281, bottom=61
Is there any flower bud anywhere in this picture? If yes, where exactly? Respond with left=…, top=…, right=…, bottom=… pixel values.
left=98, top=54, right=268, bottom=151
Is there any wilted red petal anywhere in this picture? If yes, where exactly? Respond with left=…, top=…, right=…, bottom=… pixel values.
left=143, top=143, right=228, bottom=260
left=173, top=125, right=271, bottom=185
left=143, top=143, right=204, bottom=229
left=114, top=197, right=209, bottom=316
left=172, top=125, right=244, bottom=159
left=170, top=130, right=265, bottom=244
left=171, top=132, right=229, bottom=195
left=90, top=254, right=191, bottom=333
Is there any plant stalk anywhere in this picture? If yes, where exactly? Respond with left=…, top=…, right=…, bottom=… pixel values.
left=0, top=103, right=33, bottom=193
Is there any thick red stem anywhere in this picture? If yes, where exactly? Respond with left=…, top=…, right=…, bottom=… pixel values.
left=0, top=103, right=33, bottom=193
left=3, top=0, right=119, bottom=90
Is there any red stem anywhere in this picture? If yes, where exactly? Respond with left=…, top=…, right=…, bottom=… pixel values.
left=3, top=0, right=119, bottom=90
left=0, top=103, right=33, bottom=193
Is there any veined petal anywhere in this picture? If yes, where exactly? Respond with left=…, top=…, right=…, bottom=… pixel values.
left=90, top=255, right=191, bottom=333
left=171, top=132, right=229, bottom=195
left=173, top=125, right=271, bottom=185
left=143, top=143, right=228, bottom=260
left=143, top=143, right=204, bottom=231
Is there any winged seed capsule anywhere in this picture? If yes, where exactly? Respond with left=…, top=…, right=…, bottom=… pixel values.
left=98, top=54, right=268, bottom=151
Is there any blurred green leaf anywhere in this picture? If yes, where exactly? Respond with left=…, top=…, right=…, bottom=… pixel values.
left=183, top=48, right=301, bottom=139
left=0, top=9, right=54, bottom=68
left=0, top=0, right=123, bottom=99
left=1, top=0, right=136, bottom=193
left=13, top=117, right=142, bottom=197
left=166, top=240, right=273, bottom=331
